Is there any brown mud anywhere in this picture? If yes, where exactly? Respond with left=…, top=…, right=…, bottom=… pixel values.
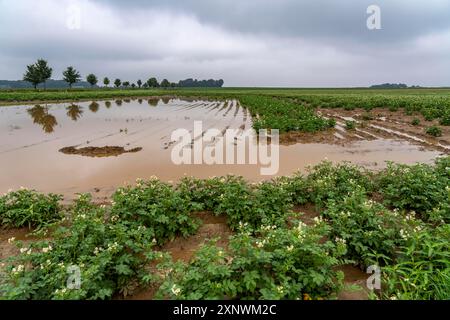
left=59, top=146, right=142, bottom=157
left=125, top=212, right=232, bottom=300
left=319, top=107, right=450, bottom=153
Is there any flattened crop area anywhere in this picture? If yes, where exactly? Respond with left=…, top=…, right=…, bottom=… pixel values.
left=318, top=107, right=450, bottom=152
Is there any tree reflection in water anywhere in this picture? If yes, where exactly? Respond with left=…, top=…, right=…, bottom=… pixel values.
left=66, top=104, right=84, bottom=121
left=27, top=105, right=58, bottom=133
left=89, top=101, right=100, bottom=113
left=148, top=98, right=159, bottom=107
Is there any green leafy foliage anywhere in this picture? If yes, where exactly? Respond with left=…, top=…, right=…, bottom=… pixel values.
left=62, top=66, right=81, bottom=89
left=0, top=157, right=449, bottom=300
left=323, top=189, right=417, bottom=267
left=305, top=161, right=373, bottom=207
left=439, top=112, right=450, bottom=126
left=381, top=224, right=450, bottom=300
left=377, top=161, right=449, bottom=222
left=345, top=120, right=356, bottom=130
left=156, top=220, right=344, bottom=300
left=239, top=96, right=333, bottom=133
left=425, top=126, right=442, bottom=137
left=178, top=176, right=294, bottom=231
left=0, top=189, right=62, bottom=229
left=111, top=178, right=201, bottom=244
left=22, top=59, right=52, bottom=89
left=0, top=194, right=160, bottom=299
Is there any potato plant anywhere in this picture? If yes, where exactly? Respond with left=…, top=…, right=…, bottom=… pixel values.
left=381, top=224, right=450, bottom=300
left=111, top=178, right=201, bottom=245
left=0, top=189, right=62, bottom=229
left=323, top=189, right=421, bottom=267
left=239, top=95, right=334, bottom=133
left=0, top=157, right=449, bottom=300
left=155, top=220, right=345, bottom=300
left=377, top=161, right=449, bottom=222
left=1, top=194, right=160, bottom=299
left=304, top=161, right=373, bottom=207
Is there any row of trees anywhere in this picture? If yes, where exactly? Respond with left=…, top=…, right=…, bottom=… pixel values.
left=178, top=78, right=224, bottom=88
left=106, top=77, right=175, bottom=89
left=23, top=59, right=224, bottom=89
left=24, top=60, right=84, bottom=89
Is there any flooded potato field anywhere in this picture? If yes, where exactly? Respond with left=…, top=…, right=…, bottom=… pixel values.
left=0, top=97, right=445, bottom=199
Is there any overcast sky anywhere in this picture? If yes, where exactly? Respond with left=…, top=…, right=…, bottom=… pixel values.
left=1, top=0, right=449, bottom=87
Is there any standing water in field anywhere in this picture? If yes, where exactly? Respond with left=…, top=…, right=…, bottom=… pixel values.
left=0, top=98, right=444, bottom=199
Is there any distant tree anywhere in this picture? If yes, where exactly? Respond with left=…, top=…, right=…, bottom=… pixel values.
left=177, top=78, right=224, bottom=88
left=86, top=74, right=98, bottom=88
left=131, top=83, right=136, bottom=89
left=36, top=59, right=52, bottom=89
left=137, top=79, right=142, bottom=88
left=23, top=64, right=41, bottom=89
left=123, top=81, right=130, bottom=88
left=160, top=79, right=170, bottom=88
left=114, top=78, right=121, bottom=88
left=23, top=59, right=53, bottom=90
left=142, top=82, right=149, bottom=89
left=170, top=82, right=177, bottom=88
left=62, top=66, right=81, bottom=89
left=370, top=83, right=409, bottom=89
left=103, top=77, right=110, bottom=87
left=147, top=77, right=159, bottom=88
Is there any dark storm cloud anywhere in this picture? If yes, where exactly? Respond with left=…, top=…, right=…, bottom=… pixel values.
left=93, top=0, right=450, bottom=43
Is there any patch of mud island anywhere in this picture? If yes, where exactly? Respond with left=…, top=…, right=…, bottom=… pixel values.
left=59, top=146, right=142, bottom=157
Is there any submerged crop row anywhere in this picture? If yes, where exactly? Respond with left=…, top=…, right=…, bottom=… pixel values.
left=0, top=157, right=449, bottom=300
left=2, top=88, right=449, bottom=136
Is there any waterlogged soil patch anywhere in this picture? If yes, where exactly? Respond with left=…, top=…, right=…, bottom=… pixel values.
left=280, top=129, right=359, bottom=146
left=126, top=212, right=232, bottom=300
left=0, top=228, right=34, bottom=261
left=59, top=146, right=143, bottom=157
left=337, top=265, right=370, bottom=300
left=162, top=212, right=232, bottom=263
left=293, top=204, right=321, bottom=225
left=0, top=228, right=41, bottom=282
left=320, top=108, right=450, bottom=153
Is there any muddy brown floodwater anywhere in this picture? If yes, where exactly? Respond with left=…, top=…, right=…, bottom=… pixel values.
left=0, top=98, right=446, bottom=200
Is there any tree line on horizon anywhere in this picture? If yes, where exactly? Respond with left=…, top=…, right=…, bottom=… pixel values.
left=21, top=59, right=224, bottom=90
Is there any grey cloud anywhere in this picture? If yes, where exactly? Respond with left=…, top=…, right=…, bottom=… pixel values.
left=0, top=0, right=449, bottom=86
left=94, top=0, right=450, bottom=43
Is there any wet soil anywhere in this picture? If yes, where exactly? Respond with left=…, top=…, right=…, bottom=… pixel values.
left=337, top=264, right=370, bottom=300
left=0, top=228, right=35, bottom=261
left=126, top=212, right=232, bottom=300
left=294, top=204, right=370, bottom=300
left=161, top=212, right=232, bottom=263
left=319, top=107, right=450, bottom=153
left=59, top=146, right=142, bottom=157
left=293, top=203, right=321, bottom=225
